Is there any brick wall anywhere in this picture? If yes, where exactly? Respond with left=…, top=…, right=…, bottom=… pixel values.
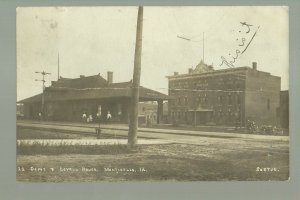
left=168, top=69, right=247, bottom=125
left=244, top=69, right=281, bottom=126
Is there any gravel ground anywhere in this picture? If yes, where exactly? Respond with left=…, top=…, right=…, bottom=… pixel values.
left=16, top=126, right=289, bottom=182
left=17, top=143, right=289, bottom=182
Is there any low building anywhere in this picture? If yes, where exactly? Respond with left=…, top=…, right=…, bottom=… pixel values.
left=18, top=72, right=169, bottom=124
left=279, top=90, right=289, bottom=128
left=167, top=61, right=281, bottom=126
left=16, top=103, right=24, bottom=119
left=138, top=102, right=158, bottom=126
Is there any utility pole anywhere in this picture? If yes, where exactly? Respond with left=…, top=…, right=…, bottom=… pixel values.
left=128, top=6, right=143, bottom=148
left=203, top=32, right=205, bottom=62
left=57, top=53, right=60, bottom=80
left=35, top=71, right=51, bottom=120
left=194, top=97, right=197, bottom=127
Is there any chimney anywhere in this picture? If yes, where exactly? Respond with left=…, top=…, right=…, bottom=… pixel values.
left=174, top=72, right=179, bottom=76
left=80, top=75, right=85, bottom=78
left=188, top=68, right=193, bottom=74
left=107, top=71, right=113, bottom=84
left=252, top=62, right=257, bottom=70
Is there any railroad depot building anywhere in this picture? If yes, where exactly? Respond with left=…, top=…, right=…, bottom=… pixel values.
left=18, top=72, right=169, bottom=124
left=167, top=61, right=281, bottom=126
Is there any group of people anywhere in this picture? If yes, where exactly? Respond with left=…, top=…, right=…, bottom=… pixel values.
left=82, top=111, right=112, bottom=123
left=81, top=113, right=93, bottom=123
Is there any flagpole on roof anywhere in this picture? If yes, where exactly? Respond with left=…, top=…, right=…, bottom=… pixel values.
left=203, top=32, right=205, bottom=63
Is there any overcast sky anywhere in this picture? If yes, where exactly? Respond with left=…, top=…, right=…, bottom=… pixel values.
left=17, top=6, right=289, bottom=101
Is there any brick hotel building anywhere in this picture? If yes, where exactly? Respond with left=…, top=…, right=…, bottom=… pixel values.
left=167, top=61, right=281, bottom=126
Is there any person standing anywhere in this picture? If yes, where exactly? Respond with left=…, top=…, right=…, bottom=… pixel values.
left=38, top=112, right=42, bottom=121
left=82, top=112, right=87, bottom=123
left=96, top=112, right=101, bottom=123
left=118, top=111, right=122, bottom=122
left=107, top=111, right=112, bottom=123
left=88, top=114, right=93, bottom=123
left=234, top=111, right=240, bottom=130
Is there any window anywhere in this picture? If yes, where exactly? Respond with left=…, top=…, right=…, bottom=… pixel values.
left=228, top=95, right=232, bottom=105
left=237, top=105, right=240, bottom=112
left=267, top=99, right=270, bottom=110
left=237, top=95, right=241, bottom=105
left=236, top=83, right=241, bottom=90
left=170, top=100, right=174, bottom=106
left=228, top=109, right=232, bottom=116
left=219, top=96, right=223, bottom=105
left=218, top=110, right=223, bottom=118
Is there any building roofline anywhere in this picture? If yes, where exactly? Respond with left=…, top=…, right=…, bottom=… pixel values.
left=166, top=66, right=280, bottom=80
left=167, top=66, right=250, bottom=78
left=59, top=74, right=102, bottom=81
left=17, top=93, right=42, bottom=103
left=18, top=85, right=171, bottom=104
left=167, top=66, right=251, bottom=79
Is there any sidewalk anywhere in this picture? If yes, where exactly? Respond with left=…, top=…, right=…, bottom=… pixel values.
left=17, top=120, right=289, bottom=141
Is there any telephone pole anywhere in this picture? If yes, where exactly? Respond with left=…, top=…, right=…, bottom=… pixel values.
left=57, top=53, right=60, bottom=80
left=128, top=6, right=143, bottom=148
left=202, top=32, right=205, bottom=62
left=35, top=71, right=51, bottom=120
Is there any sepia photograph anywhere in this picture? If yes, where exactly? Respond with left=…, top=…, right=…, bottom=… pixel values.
left=16, top=6, right=289, bottom=182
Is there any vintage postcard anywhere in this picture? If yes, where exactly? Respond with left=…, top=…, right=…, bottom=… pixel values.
left=16, top=6, right=289, bottom=182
